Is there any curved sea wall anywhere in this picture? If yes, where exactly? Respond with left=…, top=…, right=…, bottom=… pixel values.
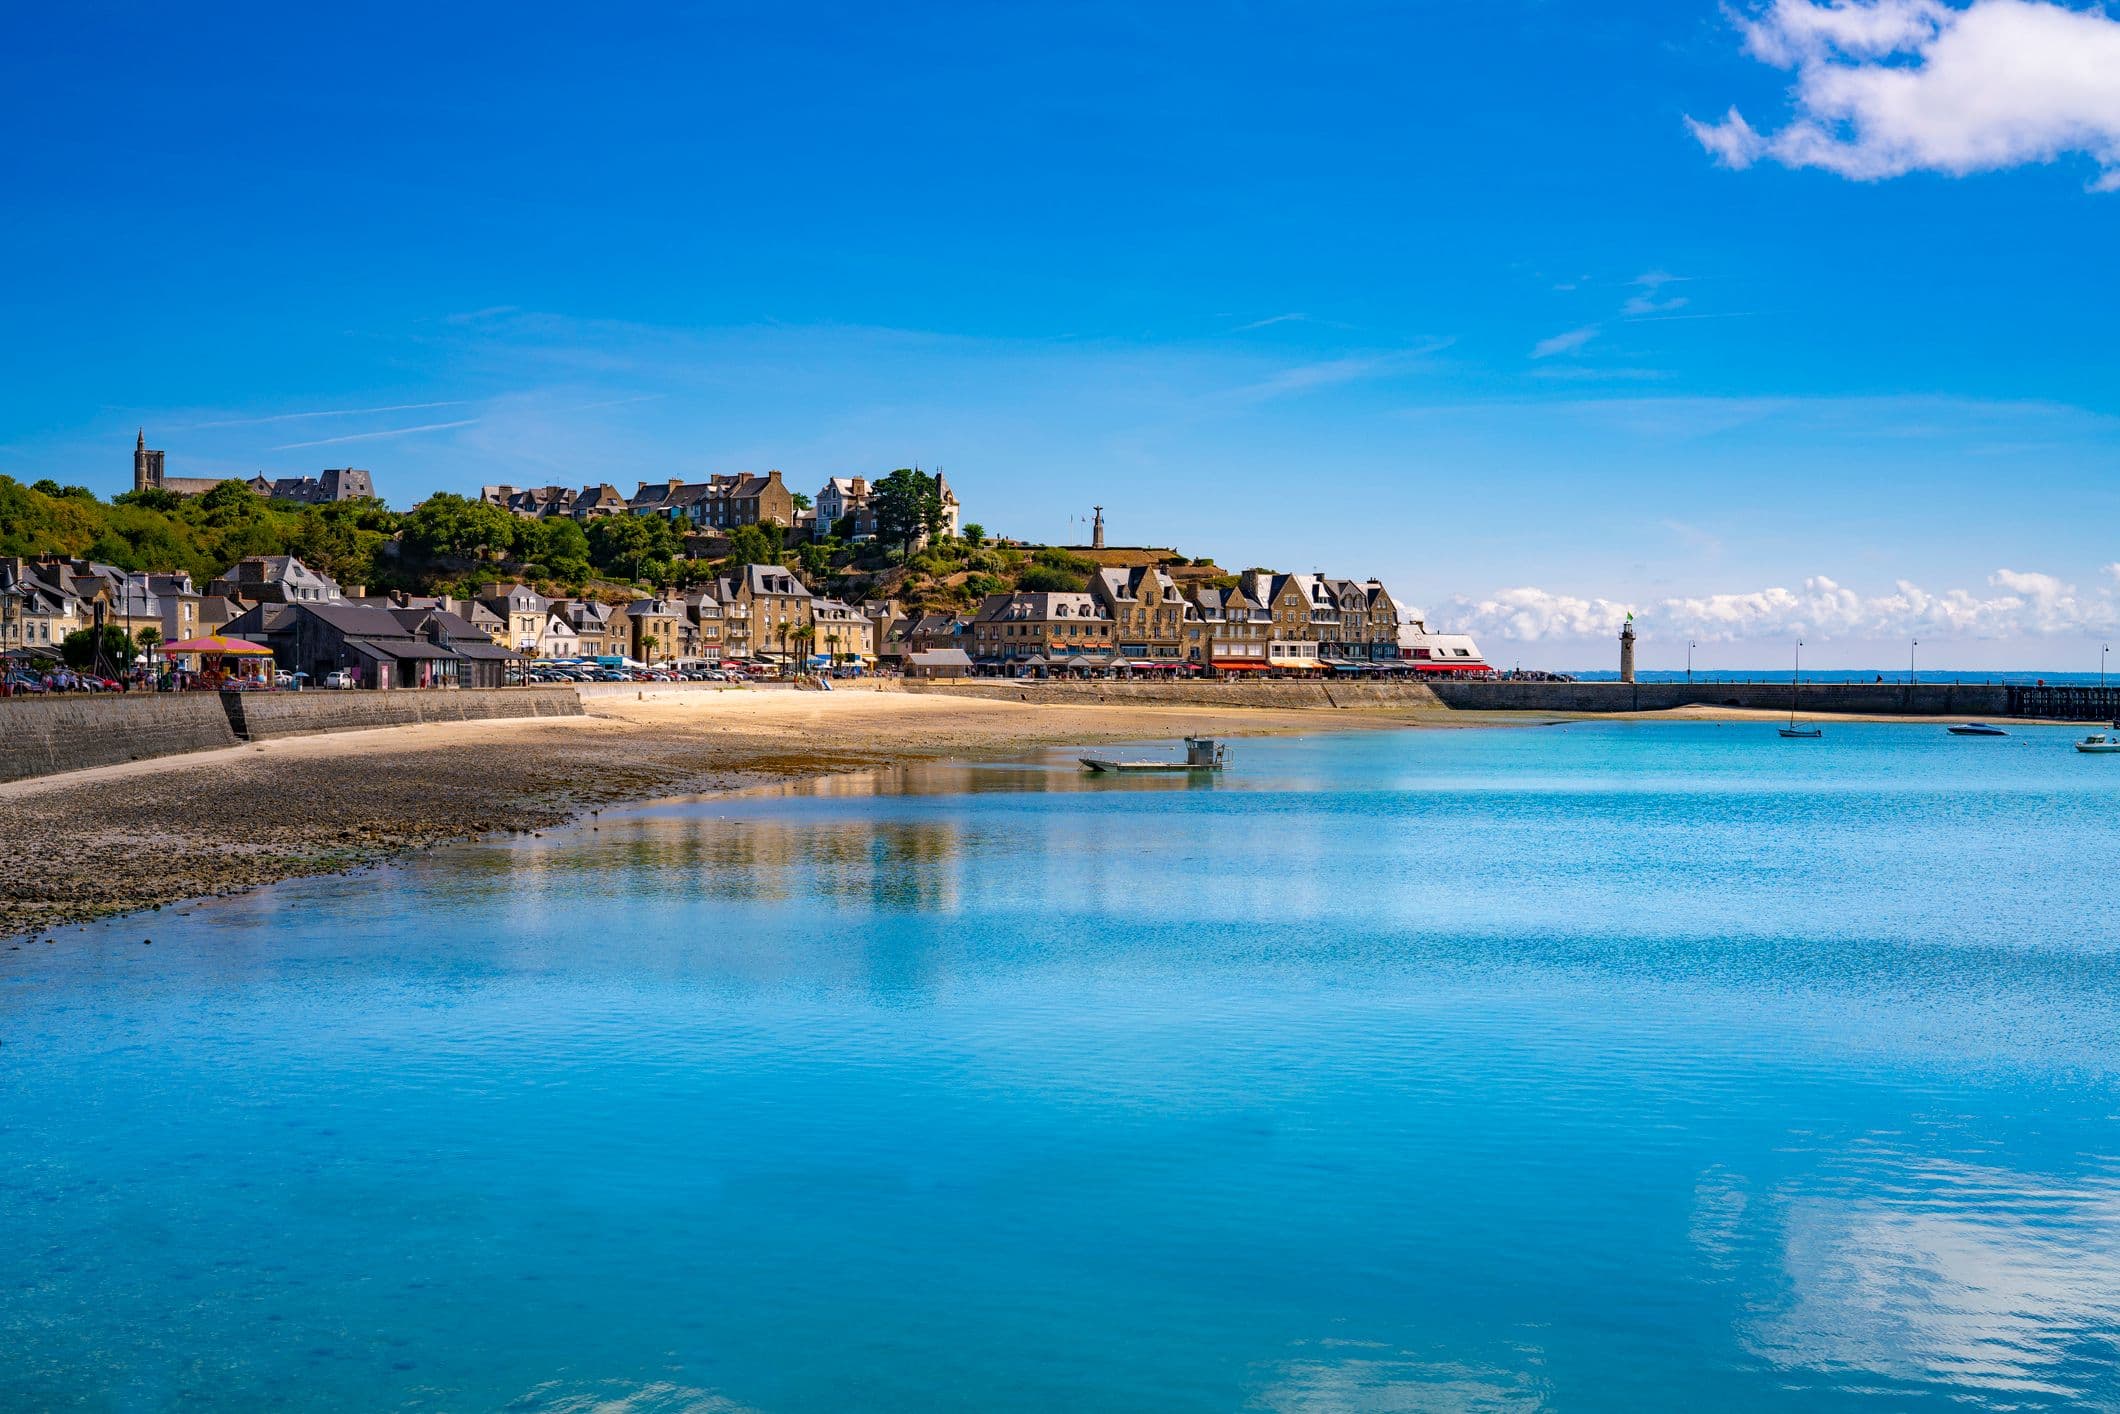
left=0, top=694, right=242, bottom=782
left=0, top=686, right=584, bottom=783
left=224, top=686, right=583, bottom=740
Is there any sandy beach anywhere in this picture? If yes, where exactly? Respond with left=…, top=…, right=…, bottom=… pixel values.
left=0, top=686, right=1444, bottom=938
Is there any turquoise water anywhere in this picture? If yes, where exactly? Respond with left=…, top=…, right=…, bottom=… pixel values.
left=5, top=722, right=2120, bottom=1411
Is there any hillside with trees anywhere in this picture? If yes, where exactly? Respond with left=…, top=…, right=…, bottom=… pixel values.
left=0, top=470, right=1220, bottom=614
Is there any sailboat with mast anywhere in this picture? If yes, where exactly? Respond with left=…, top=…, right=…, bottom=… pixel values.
left=1779, top=640, right=1822, bottom=738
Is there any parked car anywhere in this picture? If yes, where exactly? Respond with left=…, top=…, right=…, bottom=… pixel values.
left=323, top=670, right=357, bottom=689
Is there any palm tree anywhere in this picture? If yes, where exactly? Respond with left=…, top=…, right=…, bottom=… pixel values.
left=640, top=630, right=661, bottom=666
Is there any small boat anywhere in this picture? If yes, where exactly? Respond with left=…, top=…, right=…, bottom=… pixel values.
left=1947, top=722, right=2008, bottom=737
left=1780, top=643, right=1821, bottom=739
left=1082, top=737, right=1227, bottom=772
left=2078, top=730, right=2120, bottom=755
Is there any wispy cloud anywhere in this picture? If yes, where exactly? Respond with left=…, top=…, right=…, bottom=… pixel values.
left=1689, top=0, right=2120, bottom=192
left=1531, top=326, right=1600, bottom=358
left=194, top=400, right=471, bottom=429
left=1231, top=312, right=1311, bottom=332
left=272, top=419, right=479, bottom=451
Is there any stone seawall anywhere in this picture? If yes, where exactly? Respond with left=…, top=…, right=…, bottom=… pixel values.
left=0, top=687, right=584, bottom=783
left=1424, top=680, right=2014, bottom=716
left=892, top=677, right=2022, bottom=718
left=0, top=694, right=241, bottom=783
left=228, top=686, right=583, bottom=741
left=892, top=679, right=1446, bottom=710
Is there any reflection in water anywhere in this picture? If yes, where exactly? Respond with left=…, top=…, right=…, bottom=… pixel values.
left=1743, top=1154, right=2120, bottom=1400
left=7, top=724, right=2120, bottom=1411
left=1252, top=1344, right=1549, bottom=1413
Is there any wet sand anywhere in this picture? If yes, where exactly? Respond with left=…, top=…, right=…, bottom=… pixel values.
left=0, top=688, right=1438, bottom=938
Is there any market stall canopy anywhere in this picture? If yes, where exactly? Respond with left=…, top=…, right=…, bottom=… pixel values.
left=160, top=636, right=274, bottom=656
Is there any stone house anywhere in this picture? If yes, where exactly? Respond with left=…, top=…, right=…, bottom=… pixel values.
left=1239, top=571, right=1324, bottom=673
left=684, top=592, right=727, bottom=661
left=1090, top=566, right=1194, bottom=663
left=147, top=573, right=204, bottom=646
left=209, top=555, right=343, bottom=605
left=717, top=564, right=813, bottom=662
left=0, top=564, right=80, bottom=656
left=558, top=599, right=620, bottom=657
left=536, top=613, right=582, bottom=658
left=809, top=598, right=875, bottom=664
left=971, top=592, right=1112, bottom=666
left=1183, top=581, right=1273, bottom=671
left=625, top=597, right=690, bottom=664
left=478, top=583, right=552, bottom=655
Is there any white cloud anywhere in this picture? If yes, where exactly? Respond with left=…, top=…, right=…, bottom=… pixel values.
left=1452, top=568, right=2120, bottom=642
left=1691, top=0, right=2120, bottom=191
left=1531, top=326, right=1600, bottom=358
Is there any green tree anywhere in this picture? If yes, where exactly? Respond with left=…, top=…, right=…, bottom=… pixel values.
left=402, top=493, right=517, bottom=563
left=586, top=514, right=682, bottom=583
left=724, top=524, right=778, bottom=568
left=961, top=522, right=986, bottom=547
left=870, top=469, right=941, bottom=557
left=790, top=491, right=812, bottom=512
left=60, top=625, right=135, bottom=672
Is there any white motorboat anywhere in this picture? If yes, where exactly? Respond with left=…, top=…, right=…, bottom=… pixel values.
left=2077, top=731, right=2120, bottom=754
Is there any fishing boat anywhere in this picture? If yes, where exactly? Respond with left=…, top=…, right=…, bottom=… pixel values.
left=2077, top=727, right=2120, bottom=754
left=1947, top=722, right=2008, bottom=737
left=1779, top=643, right=1822, bottom=738
left=1081, top=737, right=1227, bottom=772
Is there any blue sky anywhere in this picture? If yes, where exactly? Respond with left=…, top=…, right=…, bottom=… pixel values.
left=3, top=0, right=2117, bottom=667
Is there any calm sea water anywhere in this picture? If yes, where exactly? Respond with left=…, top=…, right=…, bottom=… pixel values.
left=5, top=722, right=2120, bottom=1411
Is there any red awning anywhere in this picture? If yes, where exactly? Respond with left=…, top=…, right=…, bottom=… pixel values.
left=1212, top=660, right=1270, bottom=670
left=1410, top=661, right=1490, bottom=671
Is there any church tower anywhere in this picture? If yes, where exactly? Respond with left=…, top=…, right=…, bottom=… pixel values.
left=133, top=430, right=165, bottom=493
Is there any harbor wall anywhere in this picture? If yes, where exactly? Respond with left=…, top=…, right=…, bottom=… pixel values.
left=892, top=679, right=1446, bottom=710
left=0, top=686, right=584, bottom=783
left=893, top=677, right=2034, bottom=717
left=0, top=694, right=242, bottom=783
left=1423, top=681, right=2014, bottom=716
left=227, top=686, right=583, bottom=740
